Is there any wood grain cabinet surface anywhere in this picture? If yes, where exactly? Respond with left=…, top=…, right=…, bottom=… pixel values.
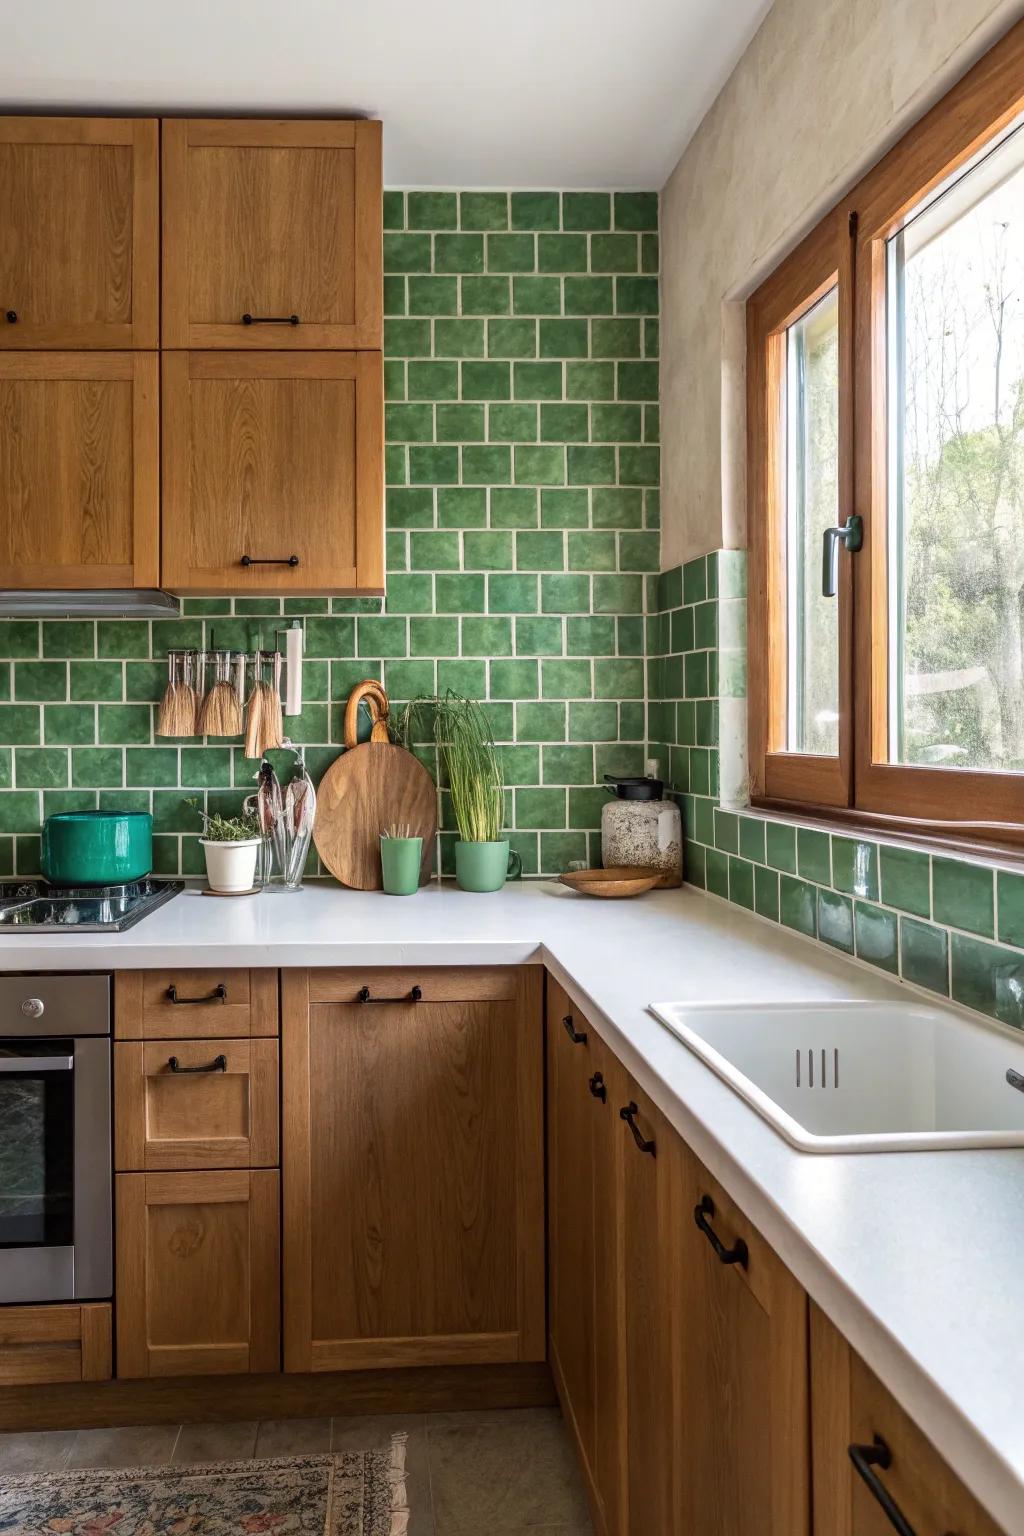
left=160, top=350, right=384, bottom=593
left=116, top=1169, right=280, bottom=1379
left=114, top=969, right=279, bottom=1040
left=0, top=352, right=158, bottom=589
left=114, top=1037, right=280, bottom=1171
left=810, top=1304, right=1005, bottom=1535
left=0, top=1304, right=111, bottom=1386
left=0, top=116, right=158, bottom=349
left=281, top=966, right=545, bottom=1373
left=161, top=118, right=382, bottom=350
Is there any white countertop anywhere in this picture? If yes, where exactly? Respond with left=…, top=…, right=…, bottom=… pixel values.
left=4, top=880, right=1023, bottom=1532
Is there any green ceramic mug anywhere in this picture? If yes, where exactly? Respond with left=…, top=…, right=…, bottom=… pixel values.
left=454, top=839, right=522, bottom=893
left=380, top=836, right=423, bottom=896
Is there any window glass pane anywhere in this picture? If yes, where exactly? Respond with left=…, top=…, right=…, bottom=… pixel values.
left=785, top=287, right=840, bottom=755
left=888, top=121, right=1024, bottom=770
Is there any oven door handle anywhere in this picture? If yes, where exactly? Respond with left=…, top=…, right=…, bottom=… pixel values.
left=0, top=1056, right=73, bottom=1071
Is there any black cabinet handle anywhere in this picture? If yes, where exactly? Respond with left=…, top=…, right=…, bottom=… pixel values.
left=240, top=555, right=300, bottom=568
left=357, top=984, right=423, bottom=1004
left=848, top=1438, right=919, bottom=1536
left=588, top=1071, right=606, bottom=1101
left=620, top=1101, right=656, bottom=1156
left=167, top=1053, right=227, bottom=1074
left=242, top=313, right=300, bottom=325
left=166, top=983, right=227, bottom=1006
left=4, top=310, right=16, bottom=323
left=694, top=1194, right=748, bottom=1268
left=562, top=1014, right=587, bottom=1045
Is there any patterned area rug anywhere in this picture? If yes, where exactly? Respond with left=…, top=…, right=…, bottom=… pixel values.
left=0, top=1439, right=410, bottom=1536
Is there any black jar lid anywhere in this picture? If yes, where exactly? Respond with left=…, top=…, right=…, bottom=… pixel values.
left=603, top=773, right=664, bottom=801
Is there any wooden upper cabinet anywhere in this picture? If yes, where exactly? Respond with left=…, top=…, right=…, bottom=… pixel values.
left=161, top=350, right=384, bottom=593
left=0, top=117, right=158, bottom=349
left=0, top=352, right=159, bottom=588
left=162, top=118, right=382, bottom=350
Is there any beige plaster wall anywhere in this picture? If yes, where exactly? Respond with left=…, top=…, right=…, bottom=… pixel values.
left=659, top=0, right=1024, bottom=569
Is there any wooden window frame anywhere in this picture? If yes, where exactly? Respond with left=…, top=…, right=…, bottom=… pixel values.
left=748, top=18, right=1024, bottom=845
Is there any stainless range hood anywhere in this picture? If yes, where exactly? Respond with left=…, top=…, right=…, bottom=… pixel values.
left=0, top=590, right=180, bottom=619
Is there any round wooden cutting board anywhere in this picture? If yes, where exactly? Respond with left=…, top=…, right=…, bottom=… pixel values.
left=313, top=681, right=437, bottom=890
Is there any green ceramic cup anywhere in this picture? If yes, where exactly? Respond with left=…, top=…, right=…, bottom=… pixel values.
left=380, top=836, right=423, bottom=896
left=454, top=839, right=523, bottom=893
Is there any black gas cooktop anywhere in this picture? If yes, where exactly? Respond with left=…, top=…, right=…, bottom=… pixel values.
left=0, top=878, right=184, bottom=932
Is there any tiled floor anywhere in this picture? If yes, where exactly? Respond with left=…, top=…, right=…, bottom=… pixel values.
left=0, top=1406, right=593, bottom=1535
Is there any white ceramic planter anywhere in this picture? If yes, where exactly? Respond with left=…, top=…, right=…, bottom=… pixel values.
left=200, top=837, right=261, bottom=894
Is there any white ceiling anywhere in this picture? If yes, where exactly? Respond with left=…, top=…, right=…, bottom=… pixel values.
left=2, top=0, right=773, bottom=188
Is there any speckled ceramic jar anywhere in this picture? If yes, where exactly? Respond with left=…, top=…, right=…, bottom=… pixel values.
left=601, top=795, right=683, bottom=887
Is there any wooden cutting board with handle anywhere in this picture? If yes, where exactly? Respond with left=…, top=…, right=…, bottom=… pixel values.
left=313, top=680, right=437, bottom=889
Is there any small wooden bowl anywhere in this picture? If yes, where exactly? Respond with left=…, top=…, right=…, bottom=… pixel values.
left=559, top=865, right=661, bottom=899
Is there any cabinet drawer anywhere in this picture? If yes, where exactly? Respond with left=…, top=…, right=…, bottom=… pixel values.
left=115, top=1038, right=279, bottom=1170
left=116, top=1169, right=280, bottom=1378
left=0, top=1304, right=111, bottom=1385
left=115, top=969, right=277, bottom=1039
left=307, top=966, right=529, bottom=1006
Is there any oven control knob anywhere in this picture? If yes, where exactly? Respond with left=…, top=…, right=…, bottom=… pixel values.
left=20, top=997, right=44, bottom=1019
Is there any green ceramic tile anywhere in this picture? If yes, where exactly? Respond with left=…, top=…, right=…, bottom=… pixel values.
left=515, top=617, right=563, bottom=656
left=435, top=318, right=486, bottom=357
left=997, top=870, right=1024, bottom=947
left=460, top=192, right=509, bottom=231
left=542, top=659, right=592, bottom=699
left=797, top=827, right=831, bottom=885
left=728, top=856, right=755, bottom=911
left=900, top=917, right=949, bottom=995
left=817, top=888, right=854, bottom=952
left=14, top=661, right=67, bottom=702
left=436, top=486, right=487, bottom=528
left=0, top=791, right=42, bottom=833
left=15, top=748, right=68, bottom=789
left=562, top=192, right=611, bottom=230
left=705, top=847, right=729, bottom=899
left=567, top=361, right=615, bottom=400
left=44, top=705, right=95, bottom=746
left=951, top=932, right=1024, bottom=1029
left=488, top=573, right=538, bottom=614
left=42, top=621, right=93, bottom=659
left=738, top=817, right=766, bottom=866
left=510, top=192, right=560, bottom=230
left=512, top=276, right=562, bottom=316
left=831, top=837, right=879, bottom=900
left=436, top=573, right=486, bottom=613
left=542, top=744, right=593, bottom=783
left=486, top=233, right=536, bottom=273
left=879, top=845, right=931, bottom=917
left=434, top=234, right=484, bottom=274
left=854, top=901, right=898, bottom=973
left=69, top=662, right=123, bottom=702
left=780, top=875, right=817, bottom=938
left=932, top=856, right=994, bottom=937
left=754, top=864, right=780, bottom=922
left=0, top=622, right=39, bottom=658
left=714, top=810, right=739, bottom=855
left=407, top=191, right=457, bottom=229
left=459, top=617, right=512, bottom=657
left=567, top=616, right=616, bottom=656
left=515, top=786, right=567, bottom=828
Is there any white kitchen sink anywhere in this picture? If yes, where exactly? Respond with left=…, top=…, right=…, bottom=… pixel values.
left=648, top=999, right=1024, bottom=1152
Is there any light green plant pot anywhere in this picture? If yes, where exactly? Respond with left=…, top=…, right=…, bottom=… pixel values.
left=454, top=839, right=522, bottom=893
left=380, top=836, right=423, bottom=896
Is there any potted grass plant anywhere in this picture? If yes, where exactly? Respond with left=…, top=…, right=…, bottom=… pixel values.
left=186, top=798, right=263, bottom=894
left=400, top=692, right=521, bottom=892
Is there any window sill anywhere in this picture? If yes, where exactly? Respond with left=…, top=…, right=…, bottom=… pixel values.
left=749, top=796, right=1024, bottom=870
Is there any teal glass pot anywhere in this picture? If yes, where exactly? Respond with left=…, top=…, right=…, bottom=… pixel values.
left=41, top=811, right=153, bottom=887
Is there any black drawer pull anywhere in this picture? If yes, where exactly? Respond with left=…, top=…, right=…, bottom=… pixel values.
left=242, top=312, right=300, bottom=325
left=563, top=1013, right=587, bottom=1044
left=4, top=310, right=16, bottom=323
left=848, top=1438, right=918, bottom=1536
left=167, top=1053, right=227, bottom=1074
left=166, top=983, right=227, bottom=1006
left=357, top=984, right=423, bottom=1004
left=589, top=1071, right=606, bottom=1101
left=694, top=1194, right=748, bottom=1268
left=620, top=1101, right=655, bottom=1156
left=240, top=554, right=300, bottom=568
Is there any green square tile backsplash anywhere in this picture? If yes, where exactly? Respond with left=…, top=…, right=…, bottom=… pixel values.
left=0, top=190, right=659, bottom=883
left=650, top=549, right=1024, bottom=1034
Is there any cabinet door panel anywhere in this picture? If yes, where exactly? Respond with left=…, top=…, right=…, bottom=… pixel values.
left=0, top=352, right=158, bottom=587
left=162, top=119, right=381, bottom=349
left=161, top=351, right=383, bottom=593
left=116, top=1169, right=279, bottom=1378
left=611, top=1059, right=677, bottom=1536
left=282, top=968, right=544, bottom=1372
left=810, top=1304, right=1004, bottom=1536
left=0, top=117, right=158, bottom=348
left=676, top=1151, right=810, bottom=1536
left=0, top=1304, right=111, bottom=1385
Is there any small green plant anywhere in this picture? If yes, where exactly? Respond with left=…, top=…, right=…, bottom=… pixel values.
left=398, top=692, right=503, bottom=843
left=185, top=797, right=260, bottom=842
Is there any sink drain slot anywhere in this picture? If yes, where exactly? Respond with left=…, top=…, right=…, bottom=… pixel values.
left=795, top=1047, right=840, bottom=1088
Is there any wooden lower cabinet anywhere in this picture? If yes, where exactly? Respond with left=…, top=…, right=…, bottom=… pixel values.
left=548, top=982, right=810, bottom=1536
left=811, top=1304, right=1005, bottom=1535
left=282, top=967, right=545, bottom=1373
left=547, top=978, right=625, bottom=1535
left=675, top=1148, right=810, bottom=1536
left=115, top=1169, right=280, bottom=1378
left=0, top=1304, right=111, bottom=1385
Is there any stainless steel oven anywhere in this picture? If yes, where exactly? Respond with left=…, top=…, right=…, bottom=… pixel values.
left=0, top=974, right=112, bottom=1303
